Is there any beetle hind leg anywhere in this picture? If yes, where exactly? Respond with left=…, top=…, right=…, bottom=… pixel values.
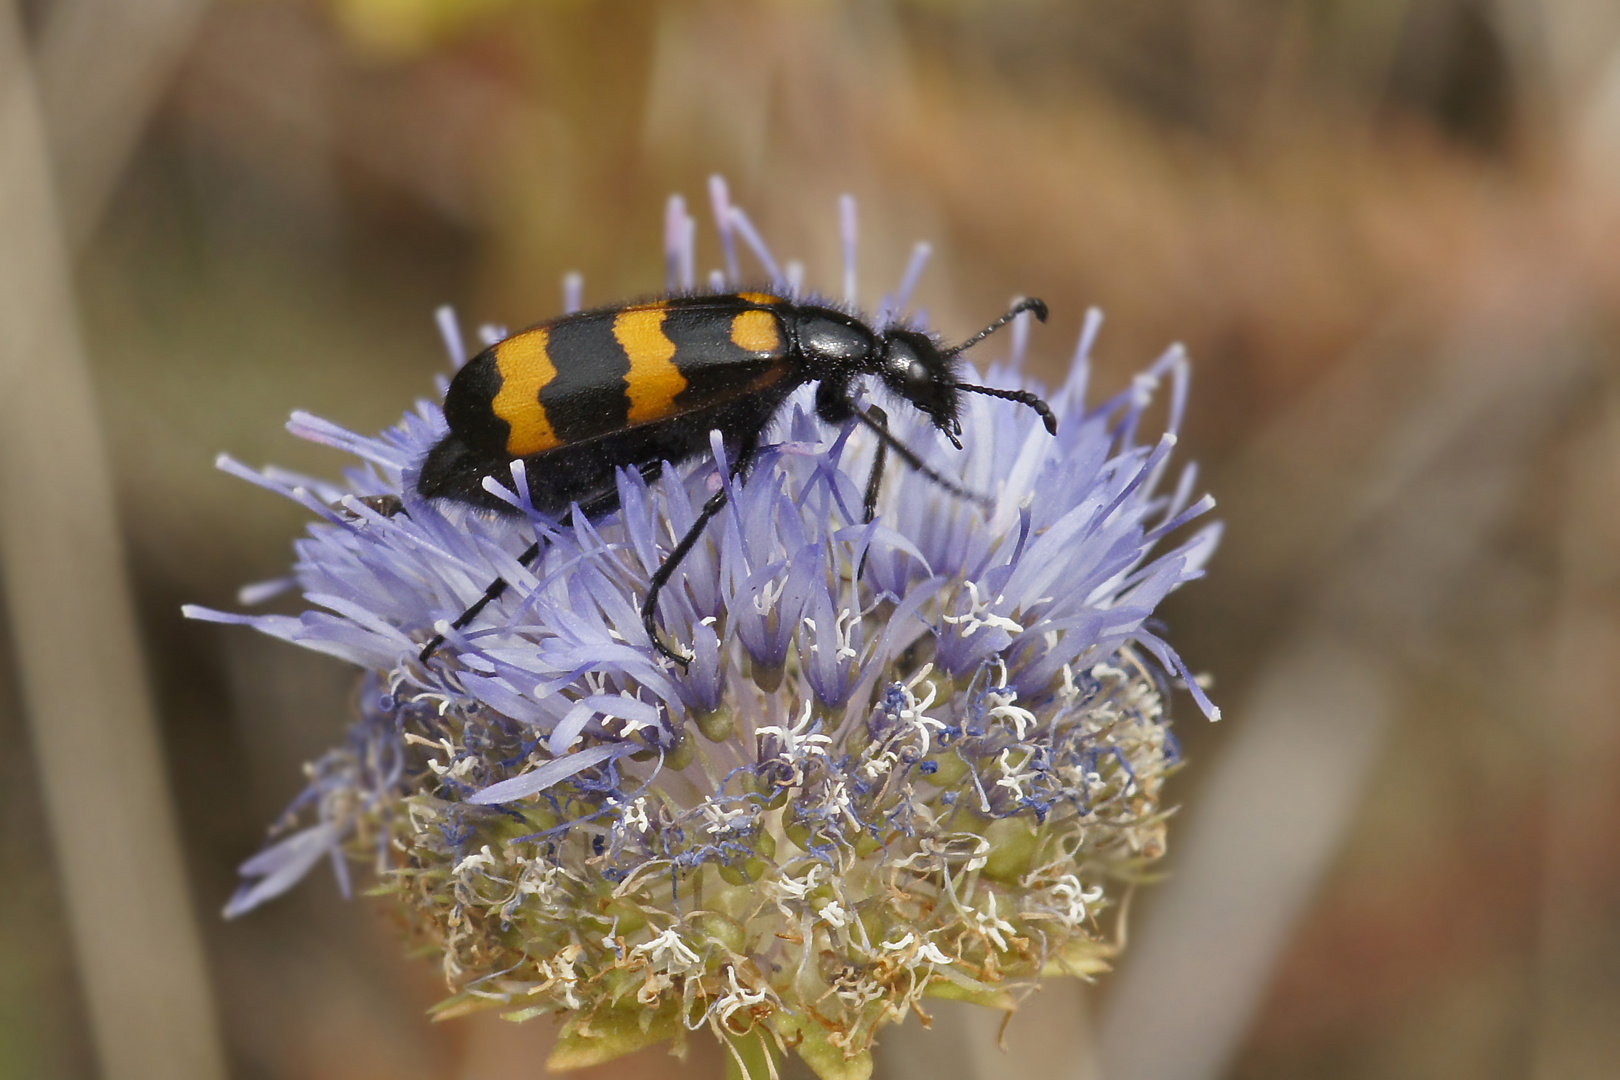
left=417, top=485, right=621, bottom=664
left=418, top=536, right=548, bottom=663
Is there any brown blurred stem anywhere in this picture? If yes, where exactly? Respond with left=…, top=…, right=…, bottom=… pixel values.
left=1098, top=302, right=1589, bottom=1080
left=36, top=0, right=210, bottom=251
left=0, top=3, right=226, bottom=1079
left=1533, top=388, right=1620, bottom=1078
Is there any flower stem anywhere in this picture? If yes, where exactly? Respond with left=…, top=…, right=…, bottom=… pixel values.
left=724, top=1027, right=779, bottom=1080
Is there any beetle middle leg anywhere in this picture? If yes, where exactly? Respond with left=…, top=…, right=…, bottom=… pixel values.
left=641, top=487, right=730, bottom=666
left=641, top=438, right=759, bottom=666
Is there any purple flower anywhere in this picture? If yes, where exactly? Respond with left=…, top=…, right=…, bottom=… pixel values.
left=190, top=177, right=1219, bottom=1079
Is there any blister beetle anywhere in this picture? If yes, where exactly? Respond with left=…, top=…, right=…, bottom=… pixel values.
left=415, top=290, right=1056, bottom=664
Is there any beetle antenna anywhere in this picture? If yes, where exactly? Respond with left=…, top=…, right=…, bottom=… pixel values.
left=955, top=383, right=1059, bottom=434
left=943, top=297, right=1048, bottom=358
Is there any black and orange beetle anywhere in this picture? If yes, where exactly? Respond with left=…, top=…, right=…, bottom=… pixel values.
left=415, top=290, right=1057, bottom=664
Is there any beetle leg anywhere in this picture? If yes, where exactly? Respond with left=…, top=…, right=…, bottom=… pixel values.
left=861, top=405, right=889, bottom=525
left=642, top=434, right=760, bottom=667
left=643, top=487, right=730, bottom=666
left=854, top=406, right=890, bottom=582
left=814, top=377, right=856, bottom=425
left=854, top=407, right=993, bottom=513
left=418, top=537, right=546, bottom=663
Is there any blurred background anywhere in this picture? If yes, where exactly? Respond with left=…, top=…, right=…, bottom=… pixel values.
left=2, top=0, right=1618, bottom=1078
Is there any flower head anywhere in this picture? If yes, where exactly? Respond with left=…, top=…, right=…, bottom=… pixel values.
left=188, top=179, right=1220, bottom=1079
